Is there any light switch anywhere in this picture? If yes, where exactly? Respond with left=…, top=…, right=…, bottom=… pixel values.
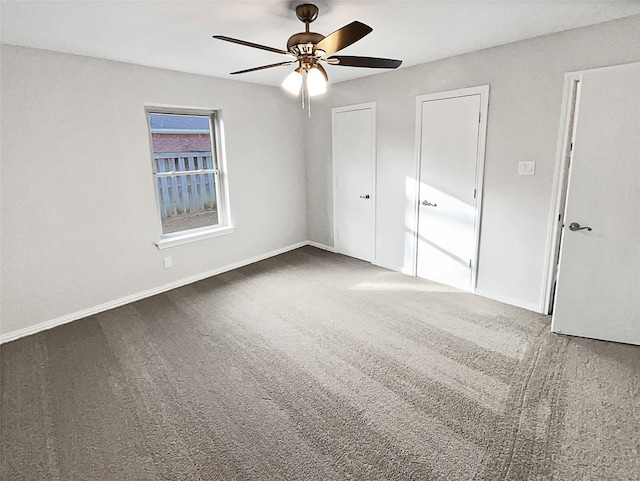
left=518, top=160, right=535, bottom=176
left=163, top=256, right=172, bottom=268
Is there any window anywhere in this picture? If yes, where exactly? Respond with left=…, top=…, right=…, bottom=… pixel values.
left=146, top=107, right=232, bottom=248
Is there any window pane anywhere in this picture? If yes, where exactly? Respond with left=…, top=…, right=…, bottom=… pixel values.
left=149, top=112, right=220, bottom=235
left=156, top=173, right=218, bottom=234
left=149, top=114, right=213, bottom=172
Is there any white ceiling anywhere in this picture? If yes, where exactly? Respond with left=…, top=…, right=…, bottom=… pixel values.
left=2, top=1, right=640, bottom=87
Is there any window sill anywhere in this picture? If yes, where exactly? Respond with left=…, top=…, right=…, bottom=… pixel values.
left=155, top=225, right=235, bottom=250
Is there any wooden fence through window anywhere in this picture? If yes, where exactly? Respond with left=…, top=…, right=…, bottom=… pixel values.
left=154, top=152, right=217, bottom=219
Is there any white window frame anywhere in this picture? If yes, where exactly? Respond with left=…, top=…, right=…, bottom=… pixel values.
left=145, top=106, right=233, bottom=249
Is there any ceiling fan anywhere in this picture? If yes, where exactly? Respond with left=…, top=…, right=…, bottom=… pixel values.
left=213, top=3, right=402, bottom=99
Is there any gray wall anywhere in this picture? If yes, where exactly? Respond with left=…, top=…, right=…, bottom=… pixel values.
left=2, top=15, right=639, bottom=339
left=1, top=45, right=307, bottom=336
left=305, top=15, right=640, bottom=312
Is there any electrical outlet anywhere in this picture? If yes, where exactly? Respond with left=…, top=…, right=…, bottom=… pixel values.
left=518, top=160, right=535, bottom=176
left=163, top=256, right=172, bottom=269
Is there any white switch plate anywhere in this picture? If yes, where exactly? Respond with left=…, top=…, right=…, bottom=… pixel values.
left=163, top=256, right=172, bottom=268
left=518, top=160, right=535, bottom=175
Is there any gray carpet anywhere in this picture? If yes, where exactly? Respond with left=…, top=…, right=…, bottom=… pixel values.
left=1, top=246, right=639, bottom=480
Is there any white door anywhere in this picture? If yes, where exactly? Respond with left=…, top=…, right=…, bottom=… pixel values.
left=552, top=62, right=640, bottom=345
left=416, top=91, right=485, bottom=290
left=333, top=104, right=375, bottom=262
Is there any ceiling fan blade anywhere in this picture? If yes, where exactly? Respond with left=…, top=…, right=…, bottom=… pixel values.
left=230, top=61, right=297, bottom=75
left=313, top=21, right=372, bottom=56
left=213, top=35, right=294, bottom=57
left=327, top=55, right=402, bottom=69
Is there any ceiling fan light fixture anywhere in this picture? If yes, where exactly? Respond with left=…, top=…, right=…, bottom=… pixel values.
left=282, top=68, right=303, bottom=95
left=306, top=66, right=327, bottom=97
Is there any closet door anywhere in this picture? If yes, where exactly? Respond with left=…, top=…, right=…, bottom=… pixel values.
left=332, top=104, right=376, bottom=262
left=416, top=90, right=485, bottom=291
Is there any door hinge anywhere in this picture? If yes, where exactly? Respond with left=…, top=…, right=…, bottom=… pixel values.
left=473, top=188, right=477, bottom=199
left=478, top=112, right=481, bottom=123
left=469, top=259, right=472, bottom=268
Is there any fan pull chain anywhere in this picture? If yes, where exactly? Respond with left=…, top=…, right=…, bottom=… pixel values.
left=298, top=70, right=312, bottom=117
left=301, top=70, right=306, bottom=110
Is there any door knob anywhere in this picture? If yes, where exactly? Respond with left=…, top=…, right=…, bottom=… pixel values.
left=359, top=194, right=370, bottom=199
left=568, top=222, right=592, bottom=232
left=421, top=200, right=437, bottom=207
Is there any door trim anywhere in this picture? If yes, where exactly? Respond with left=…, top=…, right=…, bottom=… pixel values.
left=331, top=102, right=377, bottom=262
left=542, top=71, right=582, bottom=315
left=412, top=85, right=489, bottom=291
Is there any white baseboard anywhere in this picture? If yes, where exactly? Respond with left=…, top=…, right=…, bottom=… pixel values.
left=2, top=244, right=548, bottom=344
left=0, top=241, right=309, bottom=344
left=307, top=241, right=337, bottom=253
left=473, top=288, right=544, bottom=314
left=372, top=259, right=403, bottom=272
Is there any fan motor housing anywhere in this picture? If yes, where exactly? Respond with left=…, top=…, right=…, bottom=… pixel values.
left=287, top=32, right=325, bottom=55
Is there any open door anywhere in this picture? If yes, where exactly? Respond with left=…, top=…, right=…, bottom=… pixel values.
left=551, top=62, right=640, bottom=345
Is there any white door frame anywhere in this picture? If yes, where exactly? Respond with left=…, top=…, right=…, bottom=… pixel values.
left=542, top=62, right=636, bottom=315
left=542, top=70, right=582, bottom=314
left=331, top=102, right=377, bottom=262
left=412, top=85, right=489, bottom=291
